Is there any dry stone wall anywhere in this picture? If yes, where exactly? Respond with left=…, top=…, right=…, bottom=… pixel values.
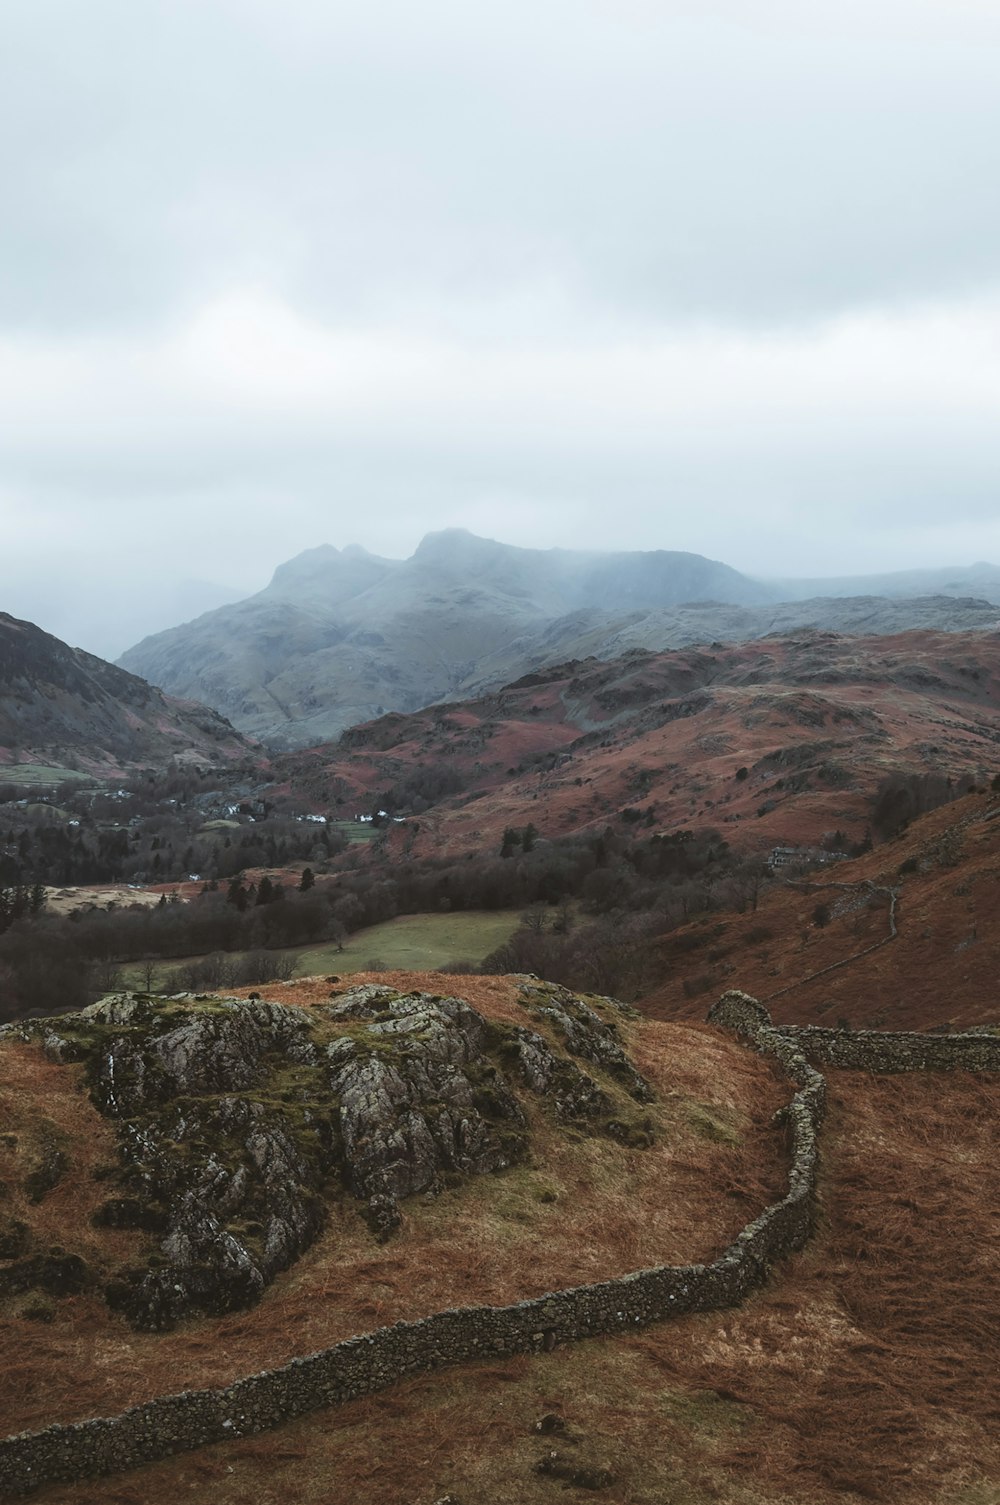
left=707, top=990, right=1000, bottom=1075
left=2, top=990, right=995, bottom=1498
left=779, top=1024, right=1000, bottom=1074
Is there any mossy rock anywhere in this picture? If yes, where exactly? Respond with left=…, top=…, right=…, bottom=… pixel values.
left=682, top=1102, right=740, bottom=1146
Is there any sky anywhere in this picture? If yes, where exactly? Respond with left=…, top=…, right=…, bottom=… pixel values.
left=1, top=0, right=999, bottom=659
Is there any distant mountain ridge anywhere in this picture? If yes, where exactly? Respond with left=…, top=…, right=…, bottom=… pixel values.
left=767, top=561, right=1000, bottom=604
left=117, top=530, right=777, bottom=746
left=0, top=611, right=248, bottom=776
left=117, top=530, right=1000, bottom=749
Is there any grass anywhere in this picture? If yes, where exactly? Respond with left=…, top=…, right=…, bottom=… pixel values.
left=0, top=764, right=94, bottom=787
left=119, top=908, right=525, bottom=989
left=292, top=909, right=524, bottom=975
left=19, top=1060, right=1000, bottom=1505
left=328, top=819, right=379, bottom=845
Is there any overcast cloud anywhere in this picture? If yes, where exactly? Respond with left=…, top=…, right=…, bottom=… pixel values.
left=1, top=0, right=999, bottom=657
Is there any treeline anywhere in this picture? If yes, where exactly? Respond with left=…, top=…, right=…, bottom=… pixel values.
left=0, top=883, right=345, bottom=1021
left=478, top=910, right=666, bottom=1002
left=0, top=808, right=345, bottom=888
left=371, top=765, right=466, bottom=816
left=0, top=882, right=46, bottom=934
left=0, top=823, right=768, bottom=1021
left=870, top=771, right=983, bottom=840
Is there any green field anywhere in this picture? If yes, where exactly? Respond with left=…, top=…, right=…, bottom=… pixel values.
left=327, top=819, right=379, bottom=845
left=120, top=908, right=523, bottom=989
left=0, top=764, right=94, bottom=787
left=291, top=909, right=522, bottom=974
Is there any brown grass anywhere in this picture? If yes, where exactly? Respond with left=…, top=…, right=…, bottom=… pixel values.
left=0, top=977, right=788, bottom=1439
left=27, top=1066, right=1000, bottom=1505
left=643, top=792, right=1000, bottom=1033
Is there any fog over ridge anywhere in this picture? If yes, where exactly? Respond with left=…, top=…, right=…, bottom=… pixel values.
left=1, top=0, right=998, bottom=656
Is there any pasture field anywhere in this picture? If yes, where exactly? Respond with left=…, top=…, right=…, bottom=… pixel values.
left=119, top=907, right=523, bottom=989
left=0, top=763, right=94, bottom=786
left=327, top=818, right=379, bottom=845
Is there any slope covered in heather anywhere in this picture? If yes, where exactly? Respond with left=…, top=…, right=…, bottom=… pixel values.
left=274, top=627, right=1000, bottom=857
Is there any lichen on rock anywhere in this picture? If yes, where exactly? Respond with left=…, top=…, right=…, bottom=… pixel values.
left=517, top=982, right=655, bottom=1104
left=4, top=982, right=656, bottom=1329
left=322, top=988, right=529, bottom=1239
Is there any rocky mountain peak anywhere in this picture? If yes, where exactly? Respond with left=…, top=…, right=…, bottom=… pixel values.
left=264, top=542, right=397, bottom=604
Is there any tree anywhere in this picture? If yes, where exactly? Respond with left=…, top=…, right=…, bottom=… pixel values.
left=500, top=828, right=521, bottom=859
left=299, top=867, right=315, bottom=892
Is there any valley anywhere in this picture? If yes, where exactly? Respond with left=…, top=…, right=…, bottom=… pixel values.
left=3, top=563, right=1000, bottom=1505
left=5, top=622, right=1000, bottom=1024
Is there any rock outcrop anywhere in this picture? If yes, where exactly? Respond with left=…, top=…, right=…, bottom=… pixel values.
left=2, top=985, right=654, bottom=1329
left=323, top=987, right=529, bottom=1239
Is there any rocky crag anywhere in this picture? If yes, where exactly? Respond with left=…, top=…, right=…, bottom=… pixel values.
left=1, top=984, right=653, bottom=1330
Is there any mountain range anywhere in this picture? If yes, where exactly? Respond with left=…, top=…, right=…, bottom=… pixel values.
left=118, top=530, right=1000, bottom=748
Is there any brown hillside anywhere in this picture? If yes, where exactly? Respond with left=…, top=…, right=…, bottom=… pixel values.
left=0, top=611, right=249, bottom=776
left=642, top=791, right=1000, bottom=1032
left=14, top=984, right=1000, bottom=1505
left=275, top=629, right=1000, bottom=858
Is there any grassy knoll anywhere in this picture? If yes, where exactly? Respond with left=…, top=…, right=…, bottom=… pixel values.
left=119, top=908, right=523, bottom=989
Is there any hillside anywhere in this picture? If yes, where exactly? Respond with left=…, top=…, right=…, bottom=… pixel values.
left=273, top=627, right=1000, bottom=857
left=116, top=531, right=794, bottom=748
left=0, top=978, right=786, bottom=1430
left=642, top=787, right=1000, bottom=1033
left=0, top=612, right=249, bottom=777
left=1, top=975, right=998, bottom=1504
